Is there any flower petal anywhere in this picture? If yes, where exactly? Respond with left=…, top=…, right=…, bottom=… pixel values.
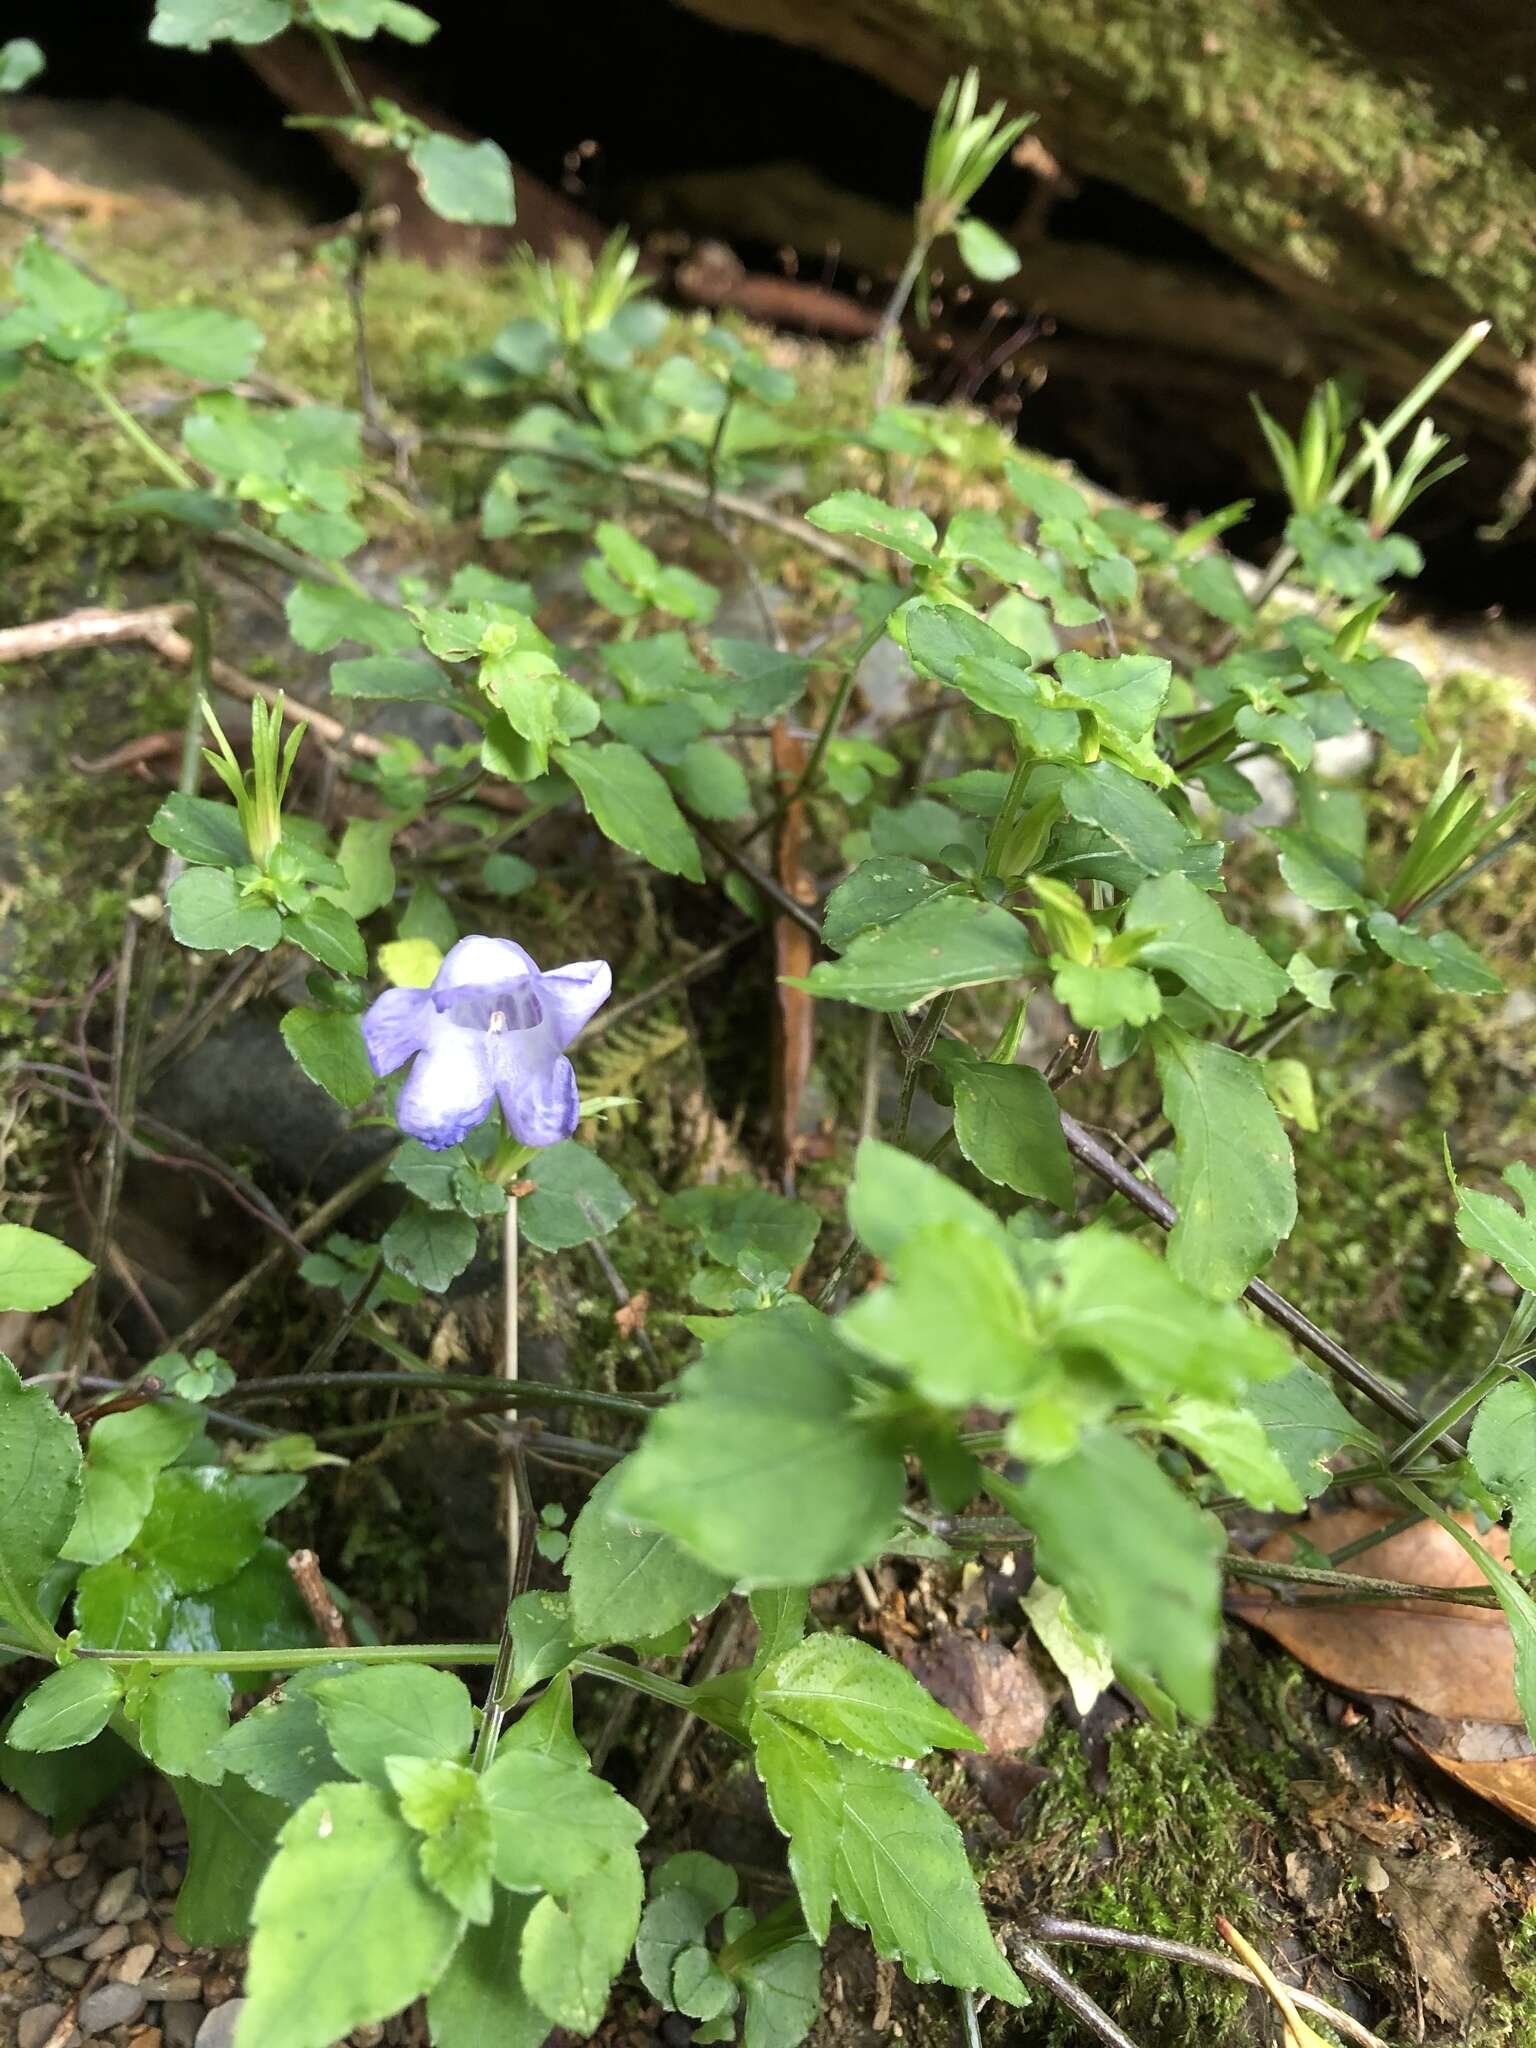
left=538, top=960, right=613, bottom=1048
left=396, top=1027, right=495, bottom=1150
left=361, top=987, right=434, bottom=1077
left=499, top=1050, right=579, bottom=1148
left=432, top=935, right=540, bottom=1008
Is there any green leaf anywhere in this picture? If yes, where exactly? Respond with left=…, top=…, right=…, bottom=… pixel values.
left=149, top=0, right=290, bottom=48
left=1020, top=1580, right=1114, bottom=1716
left=285, top=582, right=415, bottom=656
left=1288, top=950, right=1341, bottom=1009
left=243, top=1782, right=464, bottom=2048
left=381, top=1201, right=478, bottom=1293
left=286, top=896, right=366, bottom=977
left=0, top=39, right=45, bottom=91
left=279, top=1006, right=375, bottom=1109
left=805, top=491, right=937, bottom=566
left=931, top=1047, right=1074, bottom=1209
left=954, top=215, right=1020, bottom=281
left=567, top=1466, right=732, bottom=1647
left=428, top=1890, right=546, bottom=2048
left=616, top=1306, right=905, bottom=1585
left=482, top=851, right=538, bottom=897
left=75, top=1556, right=177, bottom=1652
left=754, top=1724, right=1020, bottom=1999
left=751, top=1589, right=810, bottom=1672
left=520, top=1851, right=644, bottom=2030
left=1269, top=828, right=1369, bottom=913
left=133, top=1467, right=267, bottom=1594
left=62, top=1401, right=202, bottom=1567
left=1053, top=651, right=1170, bottom=743
left=480, top=1748, right=645, bottom=1895
left=387, top=1756, right=494, bottom=1922
left=1057, top=761, right=1193, bottom=873
left=9, top=1661, right=123, bottom=1752
left=1007, top=1429, right=1224, bottom=1721
left=503, top=1590, right=579, bottom=1706
left=1154, top=1028, right=1296, bottom=1299
left=1177, top=552, right=1253, bottom=629
left=138, top=1668, right=229, bottom=1786
left=0, top=1723, right=141, bottom=1835
left=1456, top=1175, right=1536, bottom=1293
left=167, top=867, right=282, bottom=955
left=662, top=1187, right=820, bottom=1276
left=148, top=793, right=249, bottom=868
left=1154, top=1396, right=1304, bottom=1512
left=1365, top=911, right=1503, bottom=996
left=121, top=306, right=263, bottom=382
left=821, top=857, right=946, bottom=952
left=309, top=0, right=438, bottom=37
left=519, top=1142, right=633, bottom=1252
left=848, top=1137, right=1007, bottom=1263
left=328, top=815, right=396, bottom=918
left=756, top=1635, right=983, bottom=1761
left=799, top=896, right=1037, bottom=1011
left=668, top=739, right=751, bottom=820
left=0, top=1224, right=93, bottom=1313
left=0, top=1359, right=82, bottom=1648
left=0, top=236, right=125, bottom=358
left=410, top=133, right=516, bottom=226
left=1053, top=959, right=1161, bottom=1029
left=1126, top=872, right=1289, bottom=1017
left=737, top=1920, right=822, bottom=2048
left=213, top=1686, right=341, bottom=1806
left=309, top=1662, right=473, bottom=1787
left=557, top=741, right=704, bottom=882
left=1242, top=1366, right=1378, bottom=1501
left=1324, top=651, right=1428, bottom=752
left=1470, top=1379, right=1536, bottom=1573
left=330, top=654, right=457, bottom=704
left=174, top=1774, right=289, bottom=1944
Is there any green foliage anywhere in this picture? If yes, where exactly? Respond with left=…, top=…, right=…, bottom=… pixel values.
left=5, top=54, right=1532, bottom=2047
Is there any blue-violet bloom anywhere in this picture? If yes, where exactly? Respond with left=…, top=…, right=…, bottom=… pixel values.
left=363, top=935, right=611, bottom=1151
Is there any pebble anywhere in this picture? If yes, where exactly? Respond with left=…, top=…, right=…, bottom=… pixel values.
left=45, top=1953, right=89, bottom=1986
left=84, top=1924, right=130, bottom=1961
left=161, top=1928, right=191, bottom=1956
left=52, top=1853, right=88, bottom=1882
left=155, top=1970, right=204, bottom=2001
left=130, top=2031, right=164, bottom=2048
left=39, top=1925, right=95, bottom=1959
left=20, top=1882, right=74, bottom=1943
left=194, top=2000, right=244, bottom=2048
left=92, top=1868, right=138, bottom=1924
left=115, top=1943, right=157, bottom=1985
left=81, top=1977, right=151, bottom=2031
left=130, top=1919, right=159, bottom=1947
left=0, top=1796, right=50, bottom=1860
left=19, top=2002, right=75, bottom=2048
left=162, top=2002, right=205, bottom=2048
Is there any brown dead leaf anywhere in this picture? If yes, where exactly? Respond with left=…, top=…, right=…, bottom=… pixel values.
left=1374, top=1849, right=1505, bottom=2025
left=1403, top=1712, right=1536, bottom=1831
left=908, top=1628, right=1052, bottom=1754
left=5, top=161, right=144, bottom=225
left=1236, top=1510, right=1520, bottom=1723
left=614, top=1290, right=651, bottom=1337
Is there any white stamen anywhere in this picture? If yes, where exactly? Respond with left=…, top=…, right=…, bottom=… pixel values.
left=488, top=1008, right=508, bottom=1033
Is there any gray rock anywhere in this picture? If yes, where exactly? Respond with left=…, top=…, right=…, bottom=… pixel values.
left=196, top=1998, right=247, bottom=2048
left=19, top=1882, right=75, bottom=1944
left=79, top=1978, right=149, bottom=2032
left=163, top=1999, right=207, bottom=2048
left=18, top=2005, right=75, bottom=2048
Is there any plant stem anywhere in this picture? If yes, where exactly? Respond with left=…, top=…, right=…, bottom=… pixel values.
left=1389, top=1352, right=1530, bottom=1471
left=86, top=376, right=197, bottom=489
left=786, top=612, right=891, bottom=808
left=873, top=241, right=928, bottom=409
left=221, top=1363, right=661, bottom=1418
left=1013, top=1939, right=1147, bottom=2048
left=75, top=1641, right=500, bottom=1673
left=1324, top=1509, right=1425, bottom=1566
left=1225, top=1551, right=1498, bottom=1608
left=474, top=1199, right=527, bottom=1770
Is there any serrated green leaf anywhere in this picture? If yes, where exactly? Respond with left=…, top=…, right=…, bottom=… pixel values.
left=1005, top=1429, right=1224, bottom=1721
left=821, top=857, right=946, bottom=952
left=1455, top=1176, right=1536, bottom=1293
left=285, top=896, right=366, bottom=977
left=480, top=1747, right=645, bottom=1895
left=756, top=1634, right=983, bottom=1761
left=174, top=1774, right=288, bottom=1945
left=1127, top=871, right=1289, bottom=1017
left=566, top=1466, right=732, bottom=1647
left=800, top=896, right=1037, bottom=1011
left=1052, top=959, right=1161, bottom=1029
left=428, top=1890, right=546, bottom=2048
left=148, top=793, right=248, bottom=868
left=1154, top=1396, right=1303, bottom=1512
left=212, top=1687, right=341, bottom=1806
left=75, top=1556, right=177, bottom=1653
left=62, top=1400, right=201, bottom=1567
left=848, top=1137, right=1007, bottom=1262
left=0, top=1226, right=93, bottom=1314
left=149, top=0, right=290, bottom=49
left=1365, top=911, right=1503, bottom=996
left=1242, top=1366, right=1378, bottom=1501
left=520, top=1850, right=643, bottom=2031
left=616, top=1306, right=905, bottom=1585
left=138, top=1667, right=230, bottom=1786
left=381, top=1201, right=478, bottom=1292
left=167, top=868, right=282, bottom=954
left=1155, top=1028, right=1296, bottom=1299
left=279, top=1006, right=375, bottom=1109
left=1057, top=761, right=1192, bottom=872
left=1469, top=1379, right=1536, bottom=1573
left=518, top=1141, right=633, bottom=1252
left=285, top=581, right=415, bottom=656
left=242, top=1782, right=463, bottom=2048
left=1053, top=651, right=1169, bottom=743
left=932, top=1047, right=1074, bottom=1209
left=309, top=1662, right=472, bottom=1787
left=557, top=740, right=704, bottom=882
left=121, top=305, right=263, bottom=382
left=410, top=133, right=516, bottom=225
left=805, top=491, right=937, bottom=566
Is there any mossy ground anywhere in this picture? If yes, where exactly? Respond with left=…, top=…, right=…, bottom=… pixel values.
left=5, top=191, right=1536, bottom=2043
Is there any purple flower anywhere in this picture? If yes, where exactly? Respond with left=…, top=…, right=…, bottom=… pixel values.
left=363, top=936, right=611, bottom=1152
